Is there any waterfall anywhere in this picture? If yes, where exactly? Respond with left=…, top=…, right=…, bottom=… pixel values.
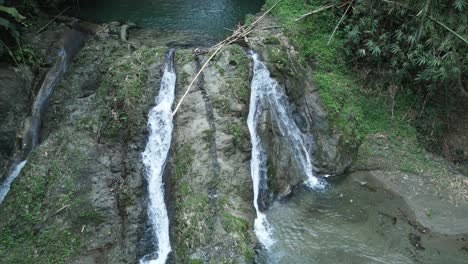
left=247, top=53, right=275, bottom=249
left=0, top=30, right=86, bottom=205
left=140, top=49, right=176, bottom=264
left=0, top=47, right=70, bottom=205
left=248, top=52, right=325, bottom=247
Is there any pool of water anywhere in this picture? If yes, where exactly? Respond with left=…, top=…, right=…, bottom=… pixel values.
left=258, top=176, right=418, bottom=264
left=78, top=0, right=264, bottom=42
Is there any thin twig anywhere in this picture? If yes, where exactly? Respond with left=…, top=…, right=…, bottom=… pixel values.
left=37, top=7, right=70, bottom=34
left=295, top=4, right=335, bottom=21
left=327, top=3, right=352, bottom=45
left=52, top=204, right=70, bottom=217
left=172, top=44, right=225, bottom=116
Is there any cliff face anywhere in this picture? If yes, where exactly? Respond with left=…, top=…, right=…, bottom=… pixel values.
left=0, top=15, right=353, bottom=263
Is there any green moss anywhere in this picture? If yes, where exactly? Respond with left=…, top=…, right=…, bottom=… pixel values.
left=0, top=134, right=90, bottom=263
left=175, top=49, right=194, bottom=65
left=96, top=47, right=165, bottom=141
left=266, top=156, right=280, bottom=194
left=214, top=63, right=225, bottom=76
left=228, top=45, right=250, bottom=78
left=244, top=14, right=255, bottom=26
left=264, top=35, right=281, bottom=45
left=220, top=212, right=254, bottom=262
left=226, top=78, right=249, bottom=106
left=212, top=97, right=231, bottom=115
left=173, top=144, right=195, bottom=182
left=226, top=122, right=248, bottom=150
left=171, top=144, right=213, bottom=263
left=266, top=44, right=293, bottom=76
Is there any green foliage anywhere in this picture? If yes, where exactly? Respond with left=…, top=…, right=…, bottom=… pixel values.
left=14, top=44, right=44, bottom=65
left=343, top=0, right=467, bottom=95
left=0, top=4, right=25, bottom=57
left=265, top=0, right=423, bottom=155
left=267, top=0, right=466, bottom=156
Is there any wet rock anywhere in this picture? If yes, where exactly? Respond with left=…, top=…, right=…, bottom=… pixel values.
left=168, top=46, right=255, bottom=263
left=409, top=233, right=425, bottom=250
left=0, top=64, right=33, bottom=178
left=0, top=30, right=166, bottom=263
left=247, top=16, right=352, bottom=200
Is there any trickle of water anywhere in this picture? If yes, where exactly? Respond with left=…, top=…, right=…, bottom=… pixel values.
left=0, top=161, right=27, bottom=204
left=248, top=52, right=326, bottom=248
left=0, top=48, right=68, bottom=205
left=140, top=49, right=176, bottom=264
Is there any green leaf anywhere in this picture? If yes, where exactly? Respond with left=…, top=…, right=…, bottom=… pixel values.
left=453, top=0, right=466, bottom=11
left=0, top=5, right=26, bottom=22
left=0, top=16, right=19, bottom=39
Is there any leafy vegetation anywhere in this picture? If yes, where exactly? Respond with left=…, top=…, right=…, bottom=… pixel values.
left=0, top=2, right=26, bottom=58
left=265, top=0, right=466, bottom=157
left=344, top=0, right=467, bottom=96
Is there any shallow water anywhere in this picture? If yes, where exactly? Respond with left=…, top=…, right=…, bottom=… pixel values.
left=79, top=0, right=264, bottom=42
left=258, top=177, right=416, bottom=264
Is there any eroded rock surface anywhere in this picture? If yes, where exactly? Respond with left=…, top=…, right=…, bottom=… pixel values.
left=167, top=46, right=255, bottom=263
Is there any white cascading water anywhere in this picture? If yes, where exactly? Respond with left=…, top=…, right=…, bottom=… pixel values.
left=248, top=52, right=325, bottom=248
left=0, top=161, right=27, bottom=204
left=140, top=49, right=176, bottom=264
left=248, top=53, right=276, bottom=249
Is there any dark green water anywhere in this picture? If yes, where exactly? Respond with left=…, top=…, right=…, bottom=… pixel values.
left=79, top=0, right=264, bottom=42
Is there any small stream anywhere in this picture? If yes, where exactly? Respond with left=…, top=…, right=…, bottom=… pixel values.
left=0, top=30, right=85, bottom=204
left=140, top=49, right=177, bottom=264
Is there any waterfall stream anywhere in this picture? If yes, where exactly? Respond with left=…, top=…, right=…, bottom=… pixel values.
left=248, top=52, right=325, bottom=248
left=0, top=44, right=73, bottom=204
left=247, top=53, right=276, bottom=249
left=140, top=49, right=176, bottom=264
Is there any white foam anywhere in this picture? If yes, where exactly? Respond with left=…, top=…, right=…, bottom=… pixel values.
left=0, top=160, right=27, bottom=204
left=140, top=50, right=176, bottom=264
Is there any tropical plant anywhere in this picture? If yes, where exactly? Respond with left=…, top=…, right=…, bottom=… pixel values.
left=342, top=0, right=467, bottom=96
left=0, top=0, right=26, bottom=58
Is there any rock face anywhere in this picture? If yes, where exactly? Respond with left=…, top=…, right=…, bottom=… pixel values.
left=167, top=46, right=255, bottom=263
left=0, top=24, right=166, bottom=263
left=0, top=65, right=32, bottom=179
